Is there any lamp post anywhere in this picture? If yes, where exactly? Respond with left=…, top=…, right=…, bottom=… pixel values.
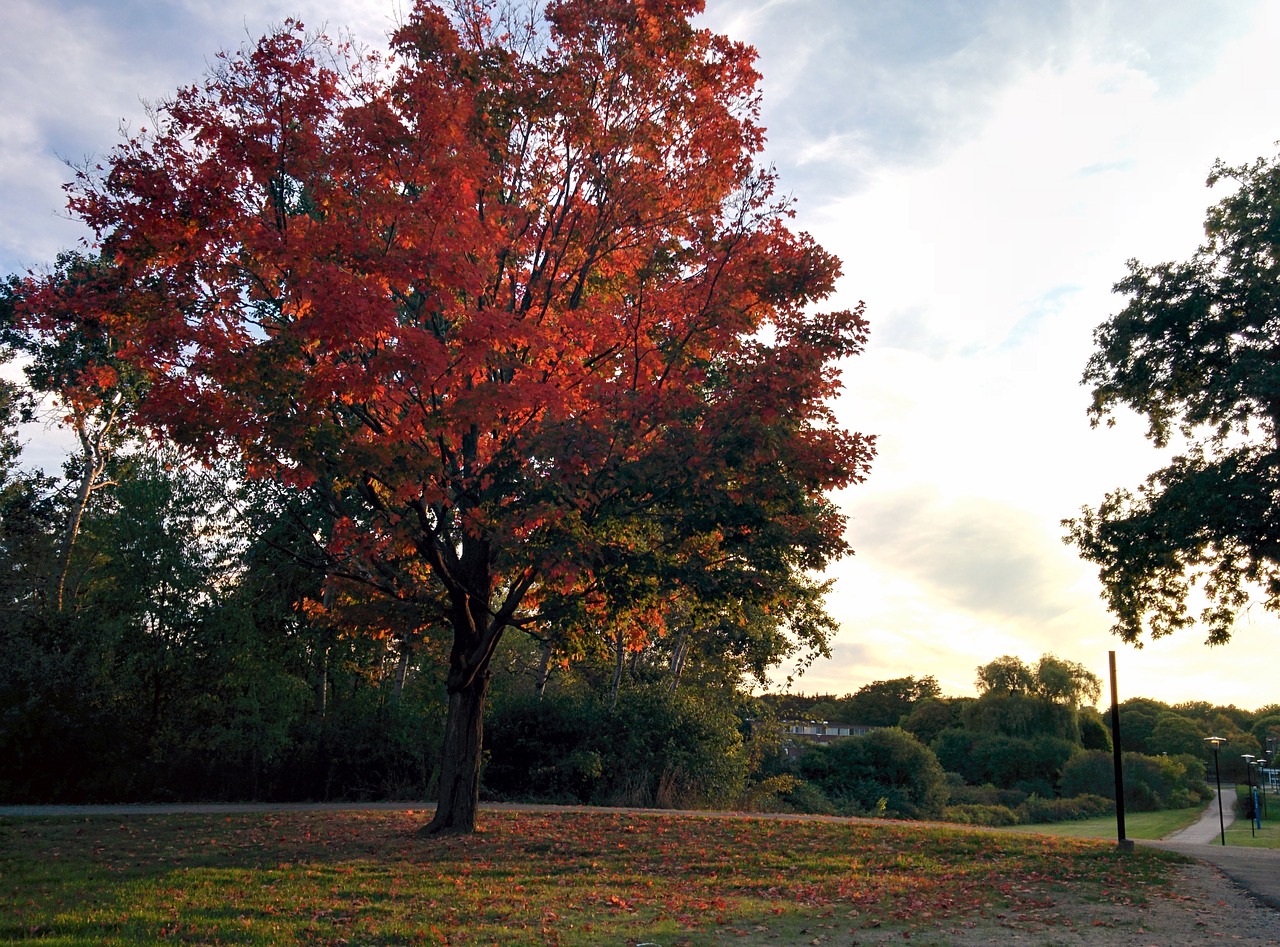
left=1205, top=736, right=1226, bottom=846
left=1254, top=757, right=1264, bottom=824
left=1243, top=754, right=1256, bottom=838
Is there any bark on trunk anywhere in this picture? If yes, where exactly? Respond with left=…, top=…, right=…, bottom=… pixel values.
left=668, top=634, right=690, bottom=695
left=413, top=518, right=532, bottom=835
left=423, top=669, right=490, bottom=835
left=534, top=636, right=554, bottom=698
left=393, top=635, right=411, bottom=700
left=610, top=627, right=625, bottom=709
left=53, top=421, right=105, bottom=612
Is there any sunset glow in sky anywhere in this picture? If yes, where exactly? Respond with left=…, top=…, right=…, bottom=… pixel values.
left=4, top=0, right=1279, bottom=709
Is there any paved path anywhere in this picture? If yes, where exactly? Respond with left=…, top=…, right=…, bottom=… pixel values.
left=1140, top=788, right=1280, bottom=912
left=1162, top=786, right=1236, bottom=844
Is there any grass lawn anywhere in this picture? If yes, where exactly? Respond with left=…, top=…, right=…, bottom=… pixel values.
left=1001, top=805, right=1206, bottom=841
left=1224, top=786, right=1280, bottom=848
left=0, top=808, right=1188, bottom=946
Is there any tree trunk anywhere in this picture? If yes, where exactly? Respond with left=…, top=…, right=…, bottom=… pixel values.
left=53, top=420, right=105, bottom=612
left=668, top=634, right=690, bottom=694
left=393, top=634, right=412, bottom=700
left=416, top=526, right=531, bottom=835
left=534, top=636, right=554, bottom=698
left=423, top=667, right=490, bottom=835
left=610, top=627, right=625, bottom=709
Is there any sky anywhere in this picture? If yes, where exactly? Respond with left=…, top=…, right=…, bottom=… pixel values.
left=2, top=0, right=1278, bottom=711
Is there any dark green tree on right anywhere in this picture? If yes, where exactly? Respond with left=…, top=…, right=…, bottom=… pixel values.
left=1067, top=152, right=1280, bottom=645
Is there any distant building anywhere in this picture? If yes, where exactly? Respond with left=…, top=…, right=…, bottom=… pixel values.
left=777, top=720, right=877, bottom=758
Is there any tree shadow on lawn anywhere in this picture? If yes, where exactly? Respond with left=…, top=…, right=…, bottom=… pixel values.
left=0, top=809, right=1190, bottom=946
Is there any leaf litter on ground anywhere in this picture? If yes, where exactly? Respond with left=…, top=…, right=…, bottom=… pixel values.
left=0, top=807, right=1198, bottom=945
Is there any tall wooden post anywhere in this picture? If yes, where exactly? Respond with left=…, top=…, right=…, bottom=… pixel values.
left=1108, top=651, right=1131, bottom=849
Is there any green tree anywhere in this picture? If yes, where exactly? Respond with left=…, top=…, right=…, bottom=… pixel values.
left=1033, top=655, right=1101, bottom=707
left=1078, top=708, right=1112, bottom=752
left=900, top=697, right=965, bottom=746
left=1146, top=713, right=1204, bottom=757
left=1111, top=697, right=1171, bottom=754
left=3, top=254, right=146, bottom=612
left=974, top=656, right=1036, bottom=696
left=840, top=675, right=942, bottom=727
left=1061, top=749, right=1207, bottom=811
left=1068, top=151, right=1280, bottom=644
left=1251, top=712, right=1280, bottom=752
left=976, top=654, right=1100, bottom=707
left=930, top=727, right=1072, bottom=795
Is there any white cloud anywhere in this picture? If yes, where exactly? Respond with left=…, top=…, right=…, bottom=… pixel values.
left=761, top=2, right=1280, bottom=707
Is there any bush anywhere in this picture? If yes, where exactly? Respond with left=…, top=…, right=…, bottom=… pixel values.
left=483, top=685, right=749, bottom=809
left=1235, top=788, right=1259, bottom=821
left=941, top=804, right=1019, bottom=827
left=795, top=727, right=948, bottom=819
left=1059, top=749, right=1207, bottom=811
left=946, top=782, right=1028, bottom=808
left=778, top=779, right=837, bottom=815
left=932, top=729, right=1074, bottom=792
left=1017, top=793, right=1113, bottom=824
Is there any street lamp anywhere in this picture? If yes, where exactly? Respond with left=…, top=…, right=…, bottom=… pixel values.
left=1254, top=757, right=1264, bottom=824
left=1205, top=736, right=1227, bottom=846
left=1243, top=754, right=1256, bottom=838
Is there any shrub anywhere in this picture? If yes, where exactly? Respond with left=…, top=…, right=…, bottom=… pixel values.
left=779, top=779, right=837, bottom=815
left=483, top=685, right=749, bottom=809
left=1059, top=749, right=1207, bottom=811
left=1017, top=793, right=1112, bottom=823
left=795, top=727, right=949, bottom=819
left=946, top=782, right=1028, bottom=808
left=933, top=729, right=1075, bottom=791
left=941, top=803, right=1020, bottom=827
left=739, top=774, right=801, bottom=812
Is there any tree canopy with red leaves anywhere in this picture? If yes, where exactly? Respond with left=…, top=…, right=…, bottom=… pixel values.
left=17, top=0, right=874, bottom=833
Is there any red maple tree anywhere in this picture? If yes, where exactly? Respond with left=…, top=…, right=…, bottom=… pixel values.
left=26, top=0, right=874, bottom=833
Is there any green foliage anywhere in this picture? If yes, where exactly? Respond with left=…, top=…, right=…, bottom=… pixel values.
left=939, top=792, right=1113, bottom=826
left=0, top=455, right=446, bottom=803
left=932, top=728, right=1076, bottom=794
left=777, top=778, right=839, bottom=816
left=1016, top=793, right=1114, bottom=824
left=900, top=697, right=966, bottom=745
left=1147, top=713, right=1205, bottom=756
left=1078, top=708, right=1112, bottom=751
left=1252, top=713, right=1280, bottom=747
left=795, top=727, right=949, bottom=819
left=946, top=782, right=1029, bottom=809
left=961, top=692, right=1082, bottom=742
left=1059, top=750, right=1209, bottom=812
left=941, top=803, right=1020, bottom=827
left=483, top=685, right=748, bottom=809
left=1069, top=150, right=1280, bottom=644
left=974, top=654, right=1100, bottom=707
left=1111, top=697, right=1171, bottom=753
left=839, top=675, right=942, bottom=726
left=974, top=655, right=1036, bottom=696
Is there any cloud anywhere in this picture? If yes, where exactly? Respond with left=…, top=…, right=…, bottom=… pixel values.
left=851, top=487, right=1075, bottom=625
left=0, top=0, right=400, bottom=275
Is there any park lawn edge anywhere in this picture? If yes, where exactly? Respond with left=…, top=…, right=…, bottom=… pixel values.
left=0, top=807, right=1191, bottom=946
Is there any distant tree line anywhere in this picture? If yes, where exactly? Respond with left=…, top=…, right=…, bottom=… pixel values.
left=753, top=658, right=1276, bottom=825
